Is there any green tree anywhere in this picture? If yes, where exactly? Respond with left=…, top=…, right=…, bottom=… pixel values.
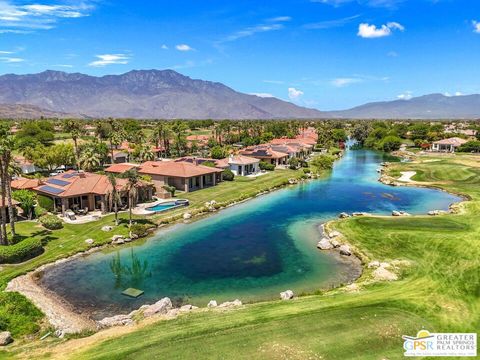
left=12, top=190, right=36, bottom=220
left=380, top=136, right=402, bottom=152
left=210, top=146, right=227, bottom=159
left=107, top=174, right=121, bottom=226
left=63, top=119, right=85, bottom=167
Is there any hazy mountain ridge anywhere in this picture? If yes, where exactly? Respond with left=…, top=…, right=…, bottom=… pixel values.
left=326, top=94, right=480, bottom=119
left=0, top=70, right=322, bottom=119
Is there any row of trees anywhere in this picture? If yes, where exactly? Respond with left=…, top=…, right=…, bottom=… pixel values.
left=0, top=125, right=17, bottom=244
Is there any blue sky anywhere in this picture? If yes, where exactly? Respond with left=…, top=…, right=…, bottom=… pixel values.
left=0, top=0, right=480, bottom=110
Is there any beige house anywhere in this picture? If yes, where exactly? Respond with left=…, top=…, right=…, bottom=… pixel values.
left=430, top=137, right=468, bottom=152
left=137, top=161, right=223, bottom=195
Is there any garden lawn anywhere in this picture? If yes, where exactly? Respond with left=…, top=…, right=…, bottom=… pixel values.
left=7, top=152, right=478, bottom=360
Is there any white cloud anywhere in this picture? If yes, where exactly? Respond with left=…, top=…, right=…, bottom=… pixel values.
left=288, top=87, right=304, bottom=100
left=88, top=54, right=130, bottom=67
left=161, top=44, right=168, bottom=50
left=312, top=0, right=404, bottom=8
left=304, top=14, right=360, bottom=29
left=0, top=50, right=13, bottom=54
left=397, top=91, right=413, bottom=100
left=331, top=77, right=363, bottom=87
left=0, top=1, right=94, bottom=32
left=357, top=22, right=404, bottom=38
left=0, top=56, right=23, bottom=63
left=175, top=44, right=193, bottom=51
left=250, top=92, right=275, bottom=98
left=268, top=16, right=291, bottom=22
left=473, top=20, right=480, bottom=33
left=445, top=91, right=464, bottom=97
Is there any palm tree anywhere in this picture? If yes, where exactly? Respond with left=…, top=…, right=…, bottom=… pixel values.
left=134, top=145, right=155, bottom=162
left=63, top=119, right=85, bottom=168
left=0, top=127, right=15, bottom=241
left=122, top=169, right=139, bottom=228
left=79, top=146, right=101, bottom=172
left=107, top=173, right=121, bottom=226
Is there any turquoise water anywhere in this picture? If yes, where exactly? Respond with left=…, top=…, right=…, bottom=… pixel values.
left=40, top=150, right=461, bottom=319
left=146, top=201, right=179, bottom=212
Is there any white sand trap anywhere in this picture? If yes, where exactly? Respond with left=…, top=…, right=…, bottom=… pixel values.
left=398, top=171, right=416, bottom=182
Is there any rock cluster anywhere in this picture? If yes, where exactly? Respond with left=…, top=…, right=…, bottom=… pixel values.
left=339, top=212, right=350, bottom=219
left=96, top=297, right=201, bottom=329
left=316, top=229, right=352, bottom=256
left=204, top=200, right=217, bottom=212
left=428, top=210, right=447, bottom=216
left=218, top=299, right=242, bottom=308
left=111, top=235, right=132, bottom=245
left=392, top=210, right=411, bottom=217
left=288, top=178, right=299, bottom=185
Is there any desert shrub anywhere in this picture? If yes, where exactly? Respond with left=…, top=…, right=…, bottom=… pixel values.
left=0, top=292, right=43, bottom=337
left=0, top=237, right=43, bottom=264
left=130, top=223, right=156, bottom=238
left=39, top=215, right=63, bottom=230
left=37, top=195, right=54, bottom=213
left=259, top=161, right=275, bottom=171
left=222, top=169, right=235, bottom=181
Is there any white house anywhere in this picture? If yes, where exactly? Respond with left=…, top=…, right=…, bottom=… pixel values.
left=430, top=137, right=468, bottom=153
left=217, top=155, right=261, bottom=176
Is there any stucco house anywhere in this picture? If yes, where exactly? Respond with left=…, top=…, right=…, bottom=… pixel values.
left=430, top=137, right=468, bottom=152
left=239, top=145, right=289, bottom=166
left=216, top=155, right=260, bottom=176
left=25, top=170, right=153, bottom=216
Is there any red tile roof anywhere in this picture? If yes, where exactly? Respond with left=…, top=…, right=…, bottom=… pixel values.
left=11, top=177, right=41, bottom=190
left=105, top=163, right=138, bottom=174
left=139, top=161, right=222, bottom=178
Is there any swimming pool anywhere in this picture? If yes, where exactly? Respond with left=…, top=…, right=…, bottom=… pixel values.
left=146, top=199, right=189, bottom=213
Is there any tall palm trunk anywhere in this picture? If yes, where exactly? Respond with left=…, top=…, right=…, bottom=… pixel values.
left=0, top=160, right=8, bottom=244
left=6, top=173, right=15, bottom=237
left=114, top=197, right=119, bottom=226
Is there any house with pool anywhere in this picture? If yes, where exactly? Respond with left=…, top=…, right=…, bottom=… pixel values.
left=138, top=161, right=223, bottom=196
left=17, top=170, right=153, bottom=216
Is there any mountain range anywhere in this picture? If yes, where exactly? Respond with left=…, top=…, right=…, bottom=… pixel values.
left=0, top=69, right=479, bottom=119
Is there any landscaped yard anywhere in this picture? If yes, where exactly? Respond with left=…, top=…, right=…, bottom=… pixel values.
left=2, top=154, right=480, bottom=359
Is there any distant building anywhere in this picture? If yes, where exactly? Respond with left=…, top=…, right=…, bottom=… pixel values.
left=430, top=137, right=468, bottom=152
left=239, top=145, right=289, bottom=166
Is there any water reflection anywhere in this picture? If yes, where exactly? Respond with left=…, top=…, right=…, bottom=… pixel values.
left=109, top=250, right=151, bottom=289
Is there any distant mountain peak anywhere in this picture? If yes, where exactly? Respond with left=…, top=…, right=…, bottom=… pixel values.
left=0, top=69, right=322, bottom=119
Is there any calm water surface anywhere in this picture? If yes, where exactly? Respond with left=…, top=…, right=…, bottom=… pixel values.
left=40, top=150, right=461, bottom=319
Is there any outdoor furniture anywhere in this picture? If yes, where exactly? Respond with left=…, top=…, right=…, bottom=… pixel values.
left=65, top=210, right=76, bottom=221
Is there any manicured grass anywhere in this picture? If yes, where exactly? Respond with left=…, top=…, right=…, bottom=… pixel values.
left=12, top=152, right=477, bottom=360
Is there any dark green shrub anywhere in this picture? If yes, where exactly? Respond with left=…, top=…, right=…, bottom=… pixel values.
left=458, top=141, right=480, bottom=153
left=0, top=237, right=43, bottom=264
left=39, top=215, right=63, bottom=230
left=222, top=168, right=235, bottom=181
left=0, top=292, right=43, bottom=337
left=37, top=195, right=54, bottom=212
left=310, top=155, right=335, bottom=170
left=303, top=168, right=311, bottom=173
left=259, top=161, right=275, bottom=171
left=288, top=157, right=299, bottom=170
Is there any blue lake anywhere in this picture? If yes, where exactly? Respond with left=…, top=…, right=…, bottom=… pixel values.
left=40, top=150, right=461, bottom=319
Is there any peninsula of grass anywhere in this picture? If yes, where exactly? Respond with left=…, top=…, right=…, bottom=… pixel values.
left=5, top=152, right=478, bottom=360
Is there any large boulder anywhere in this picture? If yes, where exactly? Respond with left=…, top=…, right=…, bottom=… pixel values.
left=183, top=212, right=192, bottom=220
left=392, top=210, right=411, bottom=217
left=339, top=212, right=350, bottom=219
left=97, top=314, right=133, bottom=328
left=339, top=245, right=352, bottom=256
left=207, top=300, right=218, bottom=308
left=101, top=225, right=113, bottom=232
left=218, top=299, right=242, bottom=308
left=143, top=297, right=173, bottom=317
left=111, top=235, right=124, bottom=241
left=85, top=238, right=94, bottom=245
left=328, top=230, right=341, bottom=238
left=372, top=267, right=398, bottom=281
left=0, top=331, right=12, bottom=346
left=280, top=290, right=294, bottom=300
left=317, top=238, right=333, bottom=250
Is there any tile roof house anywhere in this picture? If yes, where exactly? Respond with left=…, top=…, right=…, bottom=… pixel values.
left=430, top=137, right=468, bottom=153
left=11, top=177, right=42, bottom=190
left=239, top=145, right=289, bottom=166
left=27, top=170, right=152, bottom=216
left=216, top=155, right=260, bottom=176
left=138, top=161, right=223, bottom=194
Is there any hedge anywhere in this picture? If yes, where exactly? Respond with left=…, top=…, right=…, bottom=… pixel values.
left=39, top=215, right=63, bottom=230
left=0, top=237, right=43, bottom=264
left=37, top=195, right=54, bottom=213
